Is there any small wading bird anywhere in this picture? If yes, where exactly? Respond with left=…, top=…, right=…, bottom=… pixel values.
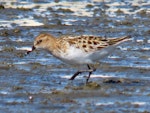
left=27, top=33, right=131, bottom=83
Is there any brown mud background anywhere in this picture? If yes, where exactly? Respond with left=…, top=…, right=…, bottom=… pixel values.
left=0, top=0, right=150, bottom=112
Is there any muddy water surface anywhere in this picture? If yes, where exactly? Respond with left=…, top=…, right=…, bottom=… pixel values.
left=0, top=0, right=150, bottom=112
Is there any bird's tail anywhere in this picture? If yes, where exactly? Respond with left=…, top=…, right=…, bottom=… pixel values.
left=109, top=35, right=132, bottom=45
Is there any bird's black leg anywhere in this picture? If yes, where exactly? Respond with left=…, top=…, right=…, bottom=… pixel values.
left=69, top=64, right=96, bottom=82
left=86, top=64, right=96, bottom=83
left=69, top=71, right=82, bottom=80
left=86, top=64, right=93, bottom=83
left=86, top=64, right=92, bottom=83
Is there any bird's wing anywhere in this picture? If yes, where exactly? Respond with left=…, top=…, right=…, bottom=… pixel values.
left=63, top=35, right=131, bottom=53
left=66, top=35, right=109, bottom=52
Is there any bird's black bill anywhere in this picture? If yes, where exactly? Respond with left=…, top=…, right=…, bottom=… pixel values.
left=26, top=46, right=36, bottom=54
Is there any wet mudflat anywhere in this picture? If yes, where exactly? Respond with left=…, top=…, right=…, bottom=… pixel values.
left=0, top=0, right=150, bottom=112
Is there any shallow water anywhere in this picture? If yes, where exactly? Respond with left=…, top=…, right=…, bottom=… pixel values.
left=0, top=0, right=150, bottom=112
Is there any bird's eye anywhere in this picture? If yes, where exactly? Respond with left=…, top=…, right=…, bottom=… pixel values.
left=39, top=40, right=42, bottom=43
left=37, top=40, right=42, bottom=44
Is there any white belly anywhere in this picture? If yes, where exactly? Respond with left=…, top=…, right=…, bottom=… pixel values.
left=58, top=47, right=93, bottom=65
left=55, top=45, right=116, bottom=65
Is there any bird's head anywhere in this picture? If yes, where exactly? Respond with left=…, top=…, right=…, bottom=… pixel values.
left=27, top=33, right=55, bottom=54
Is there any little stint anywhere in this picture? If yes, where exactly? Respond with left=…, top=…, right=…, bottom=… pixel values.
left=27, top=33, right=131, bottom=83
